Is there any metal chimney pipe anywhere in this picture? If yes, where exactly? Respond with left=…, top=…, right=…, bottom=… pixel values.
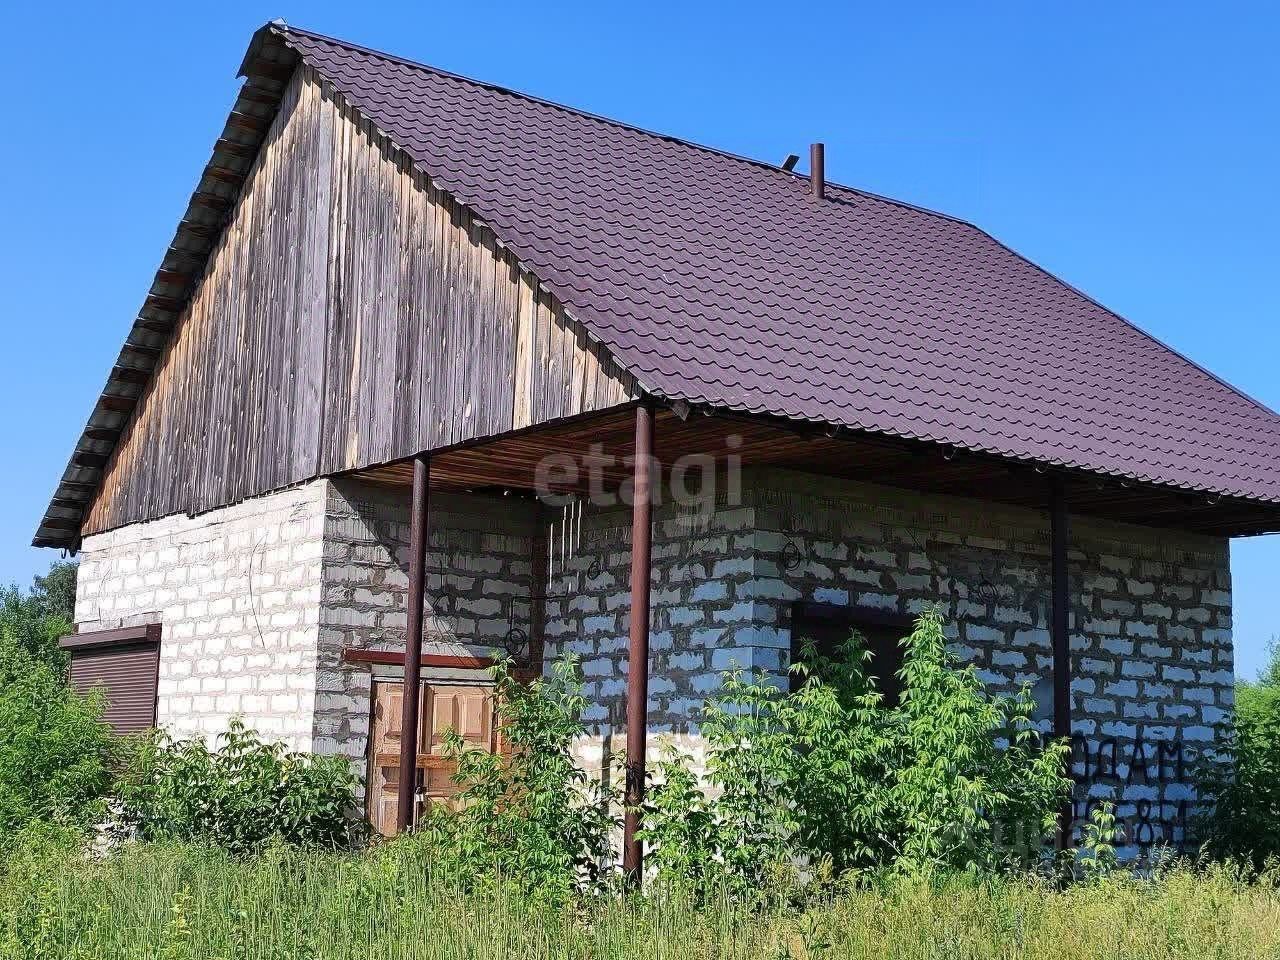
left=810, top=142, right=825, bottom=200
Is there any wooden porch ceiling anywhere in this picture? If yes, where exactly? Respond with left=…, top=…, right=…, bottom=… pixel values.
left=351, top=405, right=1280, bottom=538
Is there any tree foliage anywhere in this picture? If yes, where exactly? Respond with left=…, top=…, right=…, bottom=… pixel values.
left=1257, top=636, right=1280, bottom=689
left=1197, top=639, right=1280, bottom=868
left=0, top=561, right=78, bottom=674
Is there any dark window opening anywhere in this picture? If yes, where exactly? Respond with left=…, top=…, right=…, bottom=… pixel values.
left=789, top=603, right=912, bottom=706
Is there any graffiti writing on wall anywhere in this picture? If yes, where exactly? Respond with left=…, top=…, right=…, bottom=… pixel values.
left=1070, top=732, right=1189, bottom=851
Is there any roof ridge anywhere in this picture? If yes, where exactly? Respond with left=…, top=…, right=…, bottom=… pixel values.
left=272, top=22, right=979, bottom=230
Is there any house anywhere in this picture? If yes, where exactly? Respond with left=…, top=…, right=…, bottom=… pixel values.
left=38, top=21, right=1279, bottom=862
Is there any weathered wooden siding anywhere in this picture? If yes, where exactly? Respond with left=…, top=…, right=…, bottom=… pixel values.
left=85, top=68, right=637, bottom=537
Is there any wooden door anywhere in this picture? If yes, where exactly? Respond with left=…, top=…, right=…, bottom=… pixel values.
left=369, top=681, right=414, bottom=838
left=421, top=683, right=499, bottom=806
left=368, top=679, right=499, bottom=836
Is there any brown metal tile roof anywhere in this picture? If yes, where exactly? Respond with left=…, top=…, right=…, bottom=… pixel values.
left=272, top=24, right=1280, bottom=505
left=34, top=21, right=1280, bottom=548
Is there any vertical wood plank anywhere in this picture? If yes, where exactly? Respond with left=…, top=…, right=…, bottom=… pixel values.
left=84, top=72, right=635, bottom=537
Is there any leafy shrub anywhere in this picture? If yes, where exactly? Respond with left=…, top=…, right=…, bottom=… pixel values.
left=642, top=668, right=803, bottom=898
left=1197, top=677, right=1280, bottom=869
left=1077, top=801, right=1123, bottom=882
left=117, top=719, right=363, bottom=854
left=641, top=610, right=1070, bottom=892
left=642, top=748, right=728, bottom=893
left=876, top=611, right=1068, bottom=871
left=416, top=656, right=619, bottom=904
left=0, top=637, right=116, bottom=838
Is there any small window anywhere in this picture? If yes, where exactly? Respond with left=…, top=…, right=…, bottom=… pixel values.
left=789, top=603, right=911, bottom=706
left=60, top=624, right=162, bottom=735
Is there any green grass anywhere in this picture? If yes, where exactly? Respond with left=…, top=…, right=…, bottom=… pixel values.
left=3, top=836, right=1279, bottom=960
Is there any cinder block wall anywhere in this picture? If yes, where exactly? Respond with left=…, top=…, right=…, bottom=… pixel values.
left=314, top=479, right=540, bottom=775
left=543, top=467, right=1233, bottom=855
left=75, top=466, right=1234, bottom=857
left=537, top=493, right=758, bottom=779
left=750, top=469, right=1231, bottom=851
left=74, top=482, right=329, bottom=749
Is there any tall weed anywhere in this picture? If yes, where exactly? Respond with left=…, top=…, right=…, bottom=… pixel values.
left=642, top=610, right=1071, bottom=891
left=416, top=656, right=619, bottom=904
left=2, top=836, right=1278, bottom=959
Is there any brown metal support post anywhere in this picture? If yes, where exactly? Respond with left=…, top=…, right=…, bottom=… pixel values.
left=396, top=453, right=431, bottom=833
left=1050, top=477, right=1073, bottom=850
left=622, top=404, right=655, bottom=881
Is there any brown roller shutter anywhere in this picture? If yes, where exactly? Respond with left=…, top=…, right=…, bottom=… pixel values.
left=61, top=624, right=161, bottom=735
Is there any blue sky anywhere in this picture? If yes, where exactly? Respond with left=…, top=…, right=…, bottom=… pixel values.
left=1, top=1, right=1276, bottom=675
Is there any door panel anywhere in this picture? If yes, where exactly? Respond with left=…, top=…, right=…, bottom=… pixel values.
left=369, top=682, right=416, bottom=838
left=368, top=679, right=498, bottom=835
left=421, top=684, right=497, bottom=808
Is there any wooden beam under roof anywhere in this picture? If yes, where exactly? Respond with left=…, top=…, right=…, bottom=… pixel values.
left=351, top=406, right=1280, bottom=537
left=241, top=57, right=295, bottom=81
left=202, top=165, right=247, bottom=185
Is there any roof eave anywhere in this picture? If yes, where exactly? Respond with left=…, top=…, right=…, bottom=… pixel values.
left=31, top=25, right=303, bottom=551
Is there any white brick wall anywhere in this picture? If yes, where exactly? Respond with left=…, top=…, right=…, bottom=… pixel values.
left=75, top=464, right=1234, bottom=858
left=313, top=480, right=540, bottom=781
left=76, top=482, right=329, bottom=749
left=75, top=478, right=541, bottom=784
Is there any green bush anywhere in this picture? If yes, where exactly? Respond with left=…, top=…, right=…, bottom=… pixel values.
left=0, top=637, right=116, bottom=838
left=116, top=719, right=364, bottom=855
left=1197, top=676, right=1280, bottom=869
left=416, top=656, right=618, bottom=904
left=641, top=610, right=1071, bottom=892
